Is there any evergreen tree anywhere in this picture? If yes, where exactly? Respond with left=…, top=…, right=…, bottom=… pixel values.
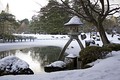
left=0, top=11, right=17, bottom=34
left=30, top=0, right=70, bottom=34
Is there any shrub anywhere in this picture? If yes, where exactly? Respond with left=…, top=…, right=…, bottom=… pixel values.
left=79, top=46, right=111, bottom=68
left=103, top=43, right=120, bottom=51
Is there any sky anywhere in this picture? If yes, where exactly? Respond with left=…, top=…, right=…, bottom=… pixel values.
left=0, top=0, right=48, bottom=20
left=0, top=0, right=120, bottom=20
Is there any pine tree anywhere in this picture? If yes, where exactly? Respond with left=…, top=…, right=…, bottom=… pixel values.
left=30, top=0, right=70, bottom=34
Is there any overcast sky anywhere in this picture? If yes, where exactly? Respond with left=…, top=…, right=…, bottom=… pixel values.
left=1, top=0, right=48, bottom=20
left=0, top=0, right=120, bottom=20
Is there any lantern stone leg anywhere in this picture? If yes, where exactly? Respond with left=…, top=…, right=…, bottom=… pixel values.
left=76, top=36, right=84, bottom=49
left=58, top=38, right=73, bottom=60
left=58, top=35, right=84, bottom=60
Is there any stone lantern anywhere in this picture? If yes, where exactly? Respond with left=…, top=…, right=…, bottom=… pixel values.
left=58, top=16, right=84, bottom=60
left=64, top=16, right=83, bottom=35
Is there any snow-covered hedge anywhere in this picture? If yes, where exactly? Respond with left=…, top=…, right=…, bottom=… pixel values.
left=104, top=43, right=120, bottom=51
left=80, top=46, right=111, bottom=68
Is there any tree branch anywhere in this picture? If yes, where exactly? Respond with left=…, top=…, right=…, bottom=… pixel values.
left=100, top=0, right=105, bottom=15
left=87, top=0, right=100, bottom=15
left=60, top=0, right=92, bottom=22
left=109, top=7, right=120, bottom=13
left=80, top=0, right=97, bottom=24
left=108, top=11, right=120, bottom=15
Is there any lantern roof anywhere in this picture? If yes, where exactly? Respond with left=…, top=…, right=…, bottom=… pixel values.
left=64, top=16, right=83, bottom=26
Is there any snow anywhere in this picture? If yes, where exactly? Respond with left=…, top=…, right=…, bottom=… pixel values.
left=0, top=33, right=120, bottom=80
left=66, top=53, right=77, bottom=58
left=64, top=16, right=83, bottom=26
left=46, top=61, right=66, bottom=68
left=0, top=56, right=29, bottom=72
left=81, top=32, right=85, bottom=35
left=87, top=59, right=102, bottom=66
left=0, top=51, right=120, bottom=80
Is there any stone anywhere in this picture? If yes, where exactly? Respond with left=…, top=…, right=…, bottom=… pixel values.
left=0, top=56, right=34, bottom=76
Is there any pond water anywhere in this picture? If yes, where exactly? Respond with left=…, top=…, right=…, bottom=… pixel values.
left=0, top=46, right=64, bottom=74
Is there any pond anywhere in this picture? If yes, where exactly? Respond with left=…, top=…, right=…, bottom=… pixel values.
left=0, top=46, right=65, bottom=74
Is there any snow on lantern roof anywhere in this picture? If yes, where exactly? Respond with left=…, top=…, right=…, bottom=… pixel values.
left=64, top=16, right=83, bottom=26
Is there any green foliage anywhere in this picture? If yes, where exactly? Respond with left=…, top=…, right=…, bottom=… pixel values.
left=103, top=43, right=120, bottom=51
left=0, top=33, right=15, bottom=42
left=0, top=11, right=18, bottom=34
left=29, top=19, right=42, bottom=34
left=79, top=46, right=111, bottom=68
left=30, top=0, right=70, bottom=34
left=0, top=11, right=15, bottom=22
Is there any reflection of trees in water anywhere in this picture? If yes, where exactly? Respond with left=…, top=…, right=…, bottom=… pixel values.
left=0, top=50, right=16, bottom=59
left=0, top=46, right=66, bottom=66
left=31, top=46, right=65, bottom=66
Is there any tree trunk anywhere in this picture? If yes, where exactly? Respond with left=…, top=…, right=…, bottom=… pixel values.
left=96, top=23, right=110, bottom=45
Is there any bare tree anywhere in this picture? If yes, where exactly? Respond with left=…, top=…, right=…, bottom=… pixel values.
left=61, top=0, right=120, bottom=45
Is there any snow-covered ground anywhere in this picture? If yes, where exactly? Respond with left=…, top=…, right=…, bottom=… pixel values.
left=0, top=33, right=120, bottom=80
left=1, top=33, right=120, bottom=56
left=0, top=51, right=120, bottom=80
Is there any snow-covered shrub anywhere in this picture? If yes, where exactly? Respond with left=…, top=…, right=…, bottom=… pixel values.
left=103, top=43, right=120, bottom=51
left=79, top=46, right=111, bottom=69
left=118, top=38, right=120, bottom=40
left=80, top=33, right=87, bottom=40
left=85, top=40, right=95, bottom=47
left=96, top=36, right=100, bottom=41
left=0, top=56, right=34, bottom=76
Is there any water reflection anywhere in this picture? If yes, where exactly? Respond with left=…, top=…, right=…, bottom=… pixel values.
left=0, top=46, right=64, bottom=74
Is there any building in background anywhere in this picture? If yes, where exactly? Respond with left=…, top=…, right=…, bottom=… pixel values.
left=0, top=0, right=10, bottom=13
left=0, top=0, right=4, bottom=12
